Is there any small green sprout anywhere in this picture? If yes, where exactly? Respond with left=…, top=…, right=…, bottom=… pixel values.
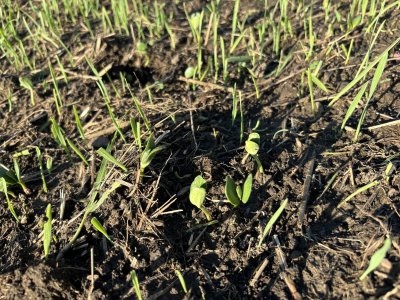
left=175, top=270, right=188, bottom=294
left=140, top=133, right=165, bottom=176
left=189, top=175, right=212, bottom=221
left=243, top=133, right=263, bottom=173
left=131, top=270, right=143, bottom=300
left=136, top=41, right=147, bottom=54
left=184, top=66, right=196, bottom=78
left=43, top=203, right=52, bottom=258
left=360, top=236, right=391, bottom=280
left=225, top=174, right=253, bottom=207
left=91, top=217, right=112, bottom=242
left=19, top=77, right=35, bottom=105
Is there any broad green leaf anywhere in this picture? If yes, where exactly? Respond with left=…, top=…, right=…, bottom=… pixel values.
left=248, top=132, right=260, bottom=143
left=189, top=187, right=206, bottom=209
left=190, top=175, right=206, bottom=190
left=43, top=203, right=52, bottom=258
left=242, top=173, right=253, bottom=204
left=225, top=176, right=240, bottom=207
left=236, top=185, right=243, bottom=199
left=184, top=66, right=196, bottom=78
left=131, top=271, right=143, bottom=300
left=245, top=140, right=259, bottom=155
left=360, top=237, right=391, bottom=280
left=91, top=217, right=112, bottom=242
left=258, top=198, right=288, bottom=247
left=97, top=147, right=127, bottom=172
left=136, top=41, right=147, bottom=54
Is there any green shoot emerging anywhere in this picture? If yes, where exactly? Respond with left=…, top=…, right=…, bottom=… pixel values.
left=189, top=175, right=212, bottom=221
left=243, top=133, right=263, bottom=173
left=225, top=174, right=253, bottom=207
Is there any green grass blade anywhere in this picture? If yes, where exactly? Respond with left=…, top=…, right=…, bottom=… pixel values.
left=311, top=73, right=329, bottom=93
left=0, top=178, right=18, bottom=222
left=360, top=236, right=391, bottom=280
left=258, top=198, right=288, bottom=247
left=66, top=138, right=88, bottom=165
left=337, top=180, right=379, bottom=208
left=91, top=217, right=112, bottom=242
left=367, top=51, right=388, bottom=100
left=73, top=105, right=86, bottom=141
left=131, top=270, right=143, bottom=300
left=89, top=181, right=122, bottom=212
left=175, top=270, right=188, bottom=294
left=96, top=147, right=127, bottom=172
left=329, top=37, right=400, bottom=107
left=341, top=82, right=368, bottom=130
left=43, top=203, right=52, bottom=258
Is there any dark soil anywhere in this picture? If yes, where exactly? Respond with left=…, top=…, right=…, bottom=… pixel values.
left=1, top=1, right=400, bottom=299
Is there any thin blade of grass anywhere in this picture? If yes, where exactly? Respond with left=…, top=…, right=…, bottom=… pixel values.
left=360, top=236, right=391, bottom=280
left=175, top=270, right=188, bottom=294
left=329, top=37, right=400, bottom=107
left=43, top=203, right=52, bottom=258
left=337, top=180, right=379, bottom=208
left=91, top=217, right=112, bottom=242
left=131, top=270, right=143, bottom=300
left=341, top=82, right=368, bottom=130
left=96, top=147, right=127, bottom=172
left=258, top=198, right=288, bottom=247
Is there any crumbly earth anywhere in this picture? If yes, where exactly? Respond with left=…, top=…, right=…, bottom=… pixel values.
left=0, top=0, right=399, bottom=299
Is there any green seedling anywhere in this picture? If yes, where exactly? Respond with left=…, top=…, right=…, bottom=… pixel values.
left=384, top=161, right=394, bottom=182
left=139, top=133, right=165, bottom=176
left=130, top=117, right=142, bottom=149
left=131, top=270, right=143, bottom=300
left=258, top=198, right=288, bottom=247
left=73, top=106, right=86, bottom=141
left=50, top=117, right=88, bottom=165
left=175, top=270, right=188, bottom=294
left=0, top=177, right=18, bottom=222
left=43, top=203, right=52, bottom=258
left=91, top=217, right=112, bottom=242
left=57, top=142, right=122, bottom=260
left=33, top=147, right=48, bottom=193
left=12, top=158, right=30, bottom=194
left=242, top=133, right=264, bottom=173
left=184, top=66, right=196, bottom=79
left=360, top=236, right=391, bottom=280
left=189, top=175, right=212, bottom=221
left=97, top=147, right=127, bottom=172
left=225, top=174, right=253, bottom=207
left=19, top=77, right=35, bottom=105
left=337, top=180, right=379, bottom=208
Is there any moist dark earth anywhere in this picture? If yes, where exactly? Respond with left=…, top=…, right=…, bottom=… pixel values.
left=1, top=0, right=400, bottom=299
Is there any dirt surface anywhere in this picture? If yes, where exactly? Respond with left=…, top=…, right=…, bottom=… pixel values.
left=1, top=0, right=400, bottom=299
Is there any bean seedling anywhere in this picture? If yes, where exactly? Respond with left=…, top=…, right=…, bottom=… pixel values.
left=189, top=175, right=212, bottom=221
left=225, top=174, right=253, bottom=207
left=242, top=132, right=264, bottom=173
